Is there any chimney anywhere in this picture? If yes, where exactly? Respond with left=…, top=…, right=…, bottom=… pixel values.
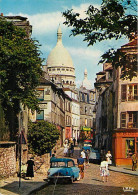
left=1, top=13, right=3, bottom=16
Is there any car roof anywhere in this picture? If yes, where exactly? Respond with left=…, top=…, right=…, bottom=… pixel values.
left=50, top=158, right=74, bottom=163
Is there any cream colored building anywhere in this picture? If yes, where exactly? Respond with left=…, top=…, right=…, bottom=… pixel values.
left=78, top=69, right=96, bottom=140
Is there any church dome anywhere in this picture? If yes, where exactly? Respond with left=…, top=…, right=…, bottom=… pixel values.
left=46, top=26, right=74, bottom=68
left=81, top=69, right=92, bottom=90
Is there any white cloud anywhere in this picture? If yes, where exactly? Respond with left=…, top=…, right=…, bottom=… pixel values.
left=7, top=11, right=65, bottom=36
left=72, top=3, right=100, bottom=19
left=7, top=2, right=101, bottom=36
left=68, top=47, right=102, bottom=59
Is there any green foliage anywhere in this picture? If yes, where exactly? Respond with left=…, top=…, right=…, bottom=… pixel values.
left=28, top=120, right=60, bottom=155
left=0, top=18, right=43, bottom=114
left=63, top=0, right=137, bottom=80
left=0, top=18, right=43, bottom=140
left=0, top=101, right=10, bottom=141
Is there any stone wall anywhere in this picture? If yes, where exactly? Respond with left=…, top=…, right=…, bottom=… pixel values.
left=0, top=142, right=16, bottom=178
left=34, top=153, right=50, bottom=175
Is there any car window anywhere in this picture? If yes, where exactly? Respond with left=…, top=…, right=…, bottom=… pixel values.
left=51, top=161, right=66, bottom=168
left=68, top=161, right=74, bottom=167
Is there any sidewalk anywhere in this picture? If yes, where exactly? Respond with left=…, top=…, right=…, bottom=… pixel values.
left=0, top=147, right=138, bottom=195
left=109, top=165, right=138, bottom=176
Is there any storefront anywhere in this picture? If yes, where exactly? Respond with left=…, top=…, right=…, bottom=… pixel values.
left=112, top=129, right=138, bottom=165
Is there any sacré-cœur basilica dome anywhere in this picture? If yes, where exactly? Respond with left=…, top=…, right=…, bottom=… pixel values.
left=45, top=25, right=76, bottom=89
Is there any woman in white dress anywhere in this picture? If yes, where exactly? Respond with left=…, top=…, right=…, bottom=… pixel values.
left=106, top=150, right=112, bottom=165
left=100, top=157, right=109, bottom=182
left=63, top=140, right=68, bottom=157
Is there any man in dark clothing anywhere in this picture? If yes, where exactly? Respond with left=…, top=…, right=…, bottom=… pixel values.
left=73, top=138, right=76, bottom=147
left=77, top=155, right=84, bottom=179
left=50, top=154, right=56, bottom=162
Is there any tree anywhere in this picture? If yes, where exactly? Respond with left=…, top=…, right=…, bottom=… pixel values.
left=63, top=0, right=137, bottom=80
left=0, top=18, right=43, bottom=140
left=28, top=120, right=60, bottom=155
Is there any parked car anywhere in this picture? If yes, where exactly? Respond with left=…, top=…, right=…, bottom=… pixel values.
left=89, top=148, right=101, bottom=163
left=47, top=158, right=80, bottom=184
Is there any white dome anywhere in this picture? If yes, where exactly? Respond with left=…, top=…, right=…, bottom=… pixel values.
left=82, top=69, right=92, bottom=90
left=46, top=26, right=74, bottom=68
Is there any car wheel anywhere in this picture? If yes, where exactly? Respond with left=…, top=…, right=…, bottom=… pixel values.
left=48, top=179, right=53, bottom=185
left=69, top=176, right=74, bottom=184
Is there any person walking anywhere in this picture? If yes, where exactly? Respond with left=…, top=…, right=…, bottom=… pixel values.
left=70, top=142, right=74, bottom=157
left=73, top=137, right=76, bottom=147
left=63, top=140, right=68, bottom=157
left=131, top=153, right=137, bottom=171
left=26, top=157, right=35, bottom=179
left=77, top=154, right=84, bottom=179
left=86, top=149, right=90, bottom=166
left=100, top=157, right=109, bottom=182
left=81, top=149, right=86, bottom=166
left=106, top=150, right=112, bottom=166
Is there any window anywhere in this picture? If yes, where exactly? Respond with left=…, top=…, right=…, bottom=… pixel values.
left=128, top=85, right=133, bottom=101
left=121, top=85, right=126, bottom=101
left=121, top=112, right=138, bottom=128
left=121, top=113, right=126, bottom=128
left=85, top=118, right=87, bottom=126
left=36, top=110, right=44, bottom=120
left=121, top=84, right=138, bottom=101
left=128, top=112, right=138, bottom=128
left=87, top=94, right=89, bottom=103
left=126, top=138, right=135, bottom=158
left=37, top=90, right=44, bottom=101
left=85, top=107, right=87, bottom=114
left=68, top=161, right=74, bottom=167
left=108, top=71, right=112, bottom=79
left=134, top=85, right=138, bottom=100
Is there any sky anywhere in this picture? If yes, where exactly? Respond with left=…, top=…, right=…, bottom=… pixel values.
left=1, top=0, right=129, bottom=88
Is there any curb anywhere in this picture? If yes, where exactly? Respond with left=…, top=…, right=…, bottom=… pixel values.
left=109, top=167, right=138, bottom=176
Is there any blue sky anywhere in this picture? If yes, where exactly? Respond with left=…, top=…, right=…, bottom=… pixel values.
left=1, top=0, right=129, bottom=88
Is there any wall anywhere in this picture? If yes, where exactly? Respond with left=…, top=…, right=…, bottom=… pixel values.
left=0, top=142, right=16, bottom=178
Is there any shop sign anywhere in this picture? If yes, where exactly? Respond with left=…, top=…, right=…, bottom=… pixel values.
left=81, top=126, right=92, bottom=131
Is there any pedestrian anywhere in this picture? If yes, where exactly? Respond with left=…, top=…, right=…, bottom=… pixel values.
left=100, top=157, right=109, bottom=182
left=63, top=140, right=68, bottom=157
left=70, top=142, right=74, bottom=157
left=26, top=157, right=35, bottom=179
left=85, top=149, right=90, bottom=166
left=77, top=154, right=84, bottom=179
left=131, top=153, right=137, bottom=171
left=81, top=149, right=86, bottom=166
left=106, top=150, right=112, bottom=166
left=50, top=154, right=56, bottom=162
left=73, top=137, right=76, bottom=147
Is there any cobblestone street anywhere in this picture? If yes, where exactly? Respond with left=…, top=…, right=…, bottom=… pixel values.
left=33, top=147, right=138, bottom=195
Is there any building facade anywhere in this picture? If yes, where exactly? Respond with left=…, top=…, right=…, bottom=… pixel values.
left=112, top=38, right=138, bottom=165
left=94, top=38, right=138, bottom=165
left=78, top=70, right=96, bottom=141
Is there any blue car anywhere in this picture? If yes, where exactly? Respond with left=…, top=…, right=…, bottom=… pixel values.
left=89, top=148, right=101, bottom=163
left=47, top=158, right=80, bottom=184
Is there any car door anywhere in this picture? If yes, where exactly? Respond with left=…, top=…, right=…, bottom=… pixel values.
left=68, top=160, right=79, bottom=179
